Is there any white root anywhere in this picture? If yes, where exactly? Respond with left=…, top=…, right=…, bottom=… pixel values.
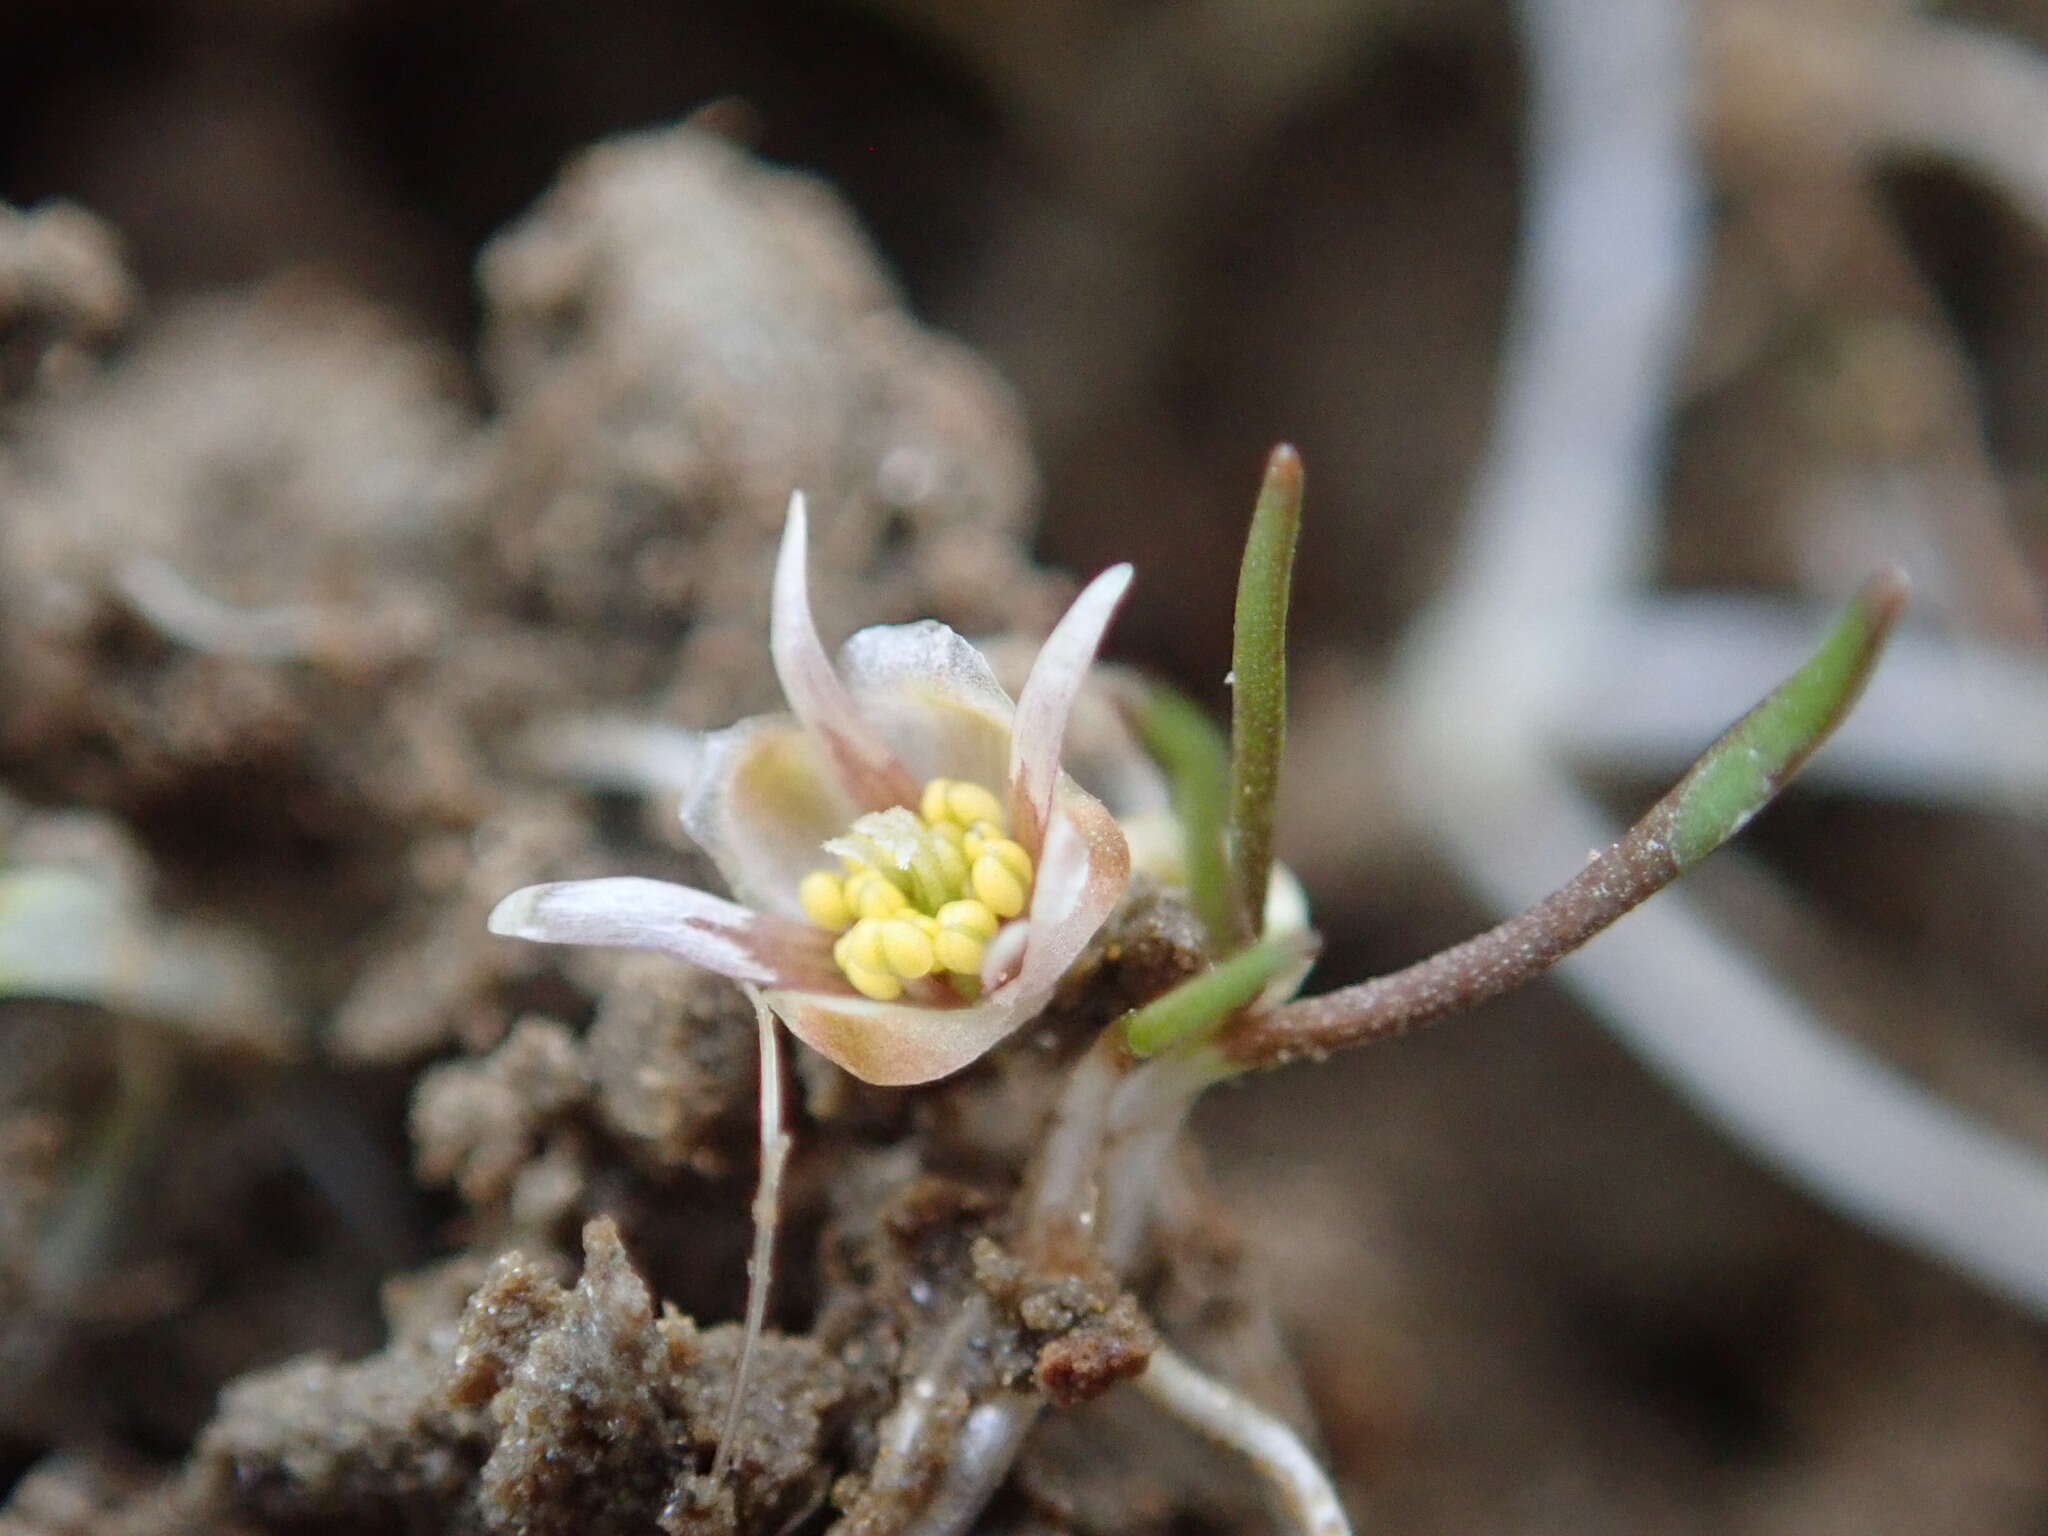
left=1136, top=1342, right=1353, bottom=1536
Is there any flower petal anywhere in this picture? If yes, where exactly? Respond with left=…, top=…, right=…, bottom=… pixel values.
left=680, top=717, right=854, bottom=919
left=772, top=492, right=919, bottom=811
left=837, top=619, right=1016, bottom=789
left=765, top=988, right=1021, bottom=1087
left=1006, top=565, right=1133, bottom=854
left=488, top=877, right=837, bottom=989
left=1012, top=780, right=1131, bottom=999
left=977, top=646, right=1172, bottom=823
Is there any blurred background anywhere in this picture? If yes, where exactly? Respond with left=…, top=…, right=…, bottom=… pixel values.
left=1, top=0, right=2045, bottom=1531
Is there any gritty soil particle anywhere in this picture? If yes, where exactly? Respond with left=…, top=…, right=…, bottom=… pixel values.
left=972, top=1236, right=1158, bottom=1407
left=0, top=202, right=135, bottom=409
left=413, top=1020, right=590, bottom=1210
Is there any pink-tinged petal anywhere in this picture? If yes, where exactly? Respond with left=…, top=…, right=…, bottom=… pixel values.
left=680, top=717, right=853, bottom=918
left=766, top=988, right=1025, bottom=1087
left=772, top=493, right=920, bottom=812
left=977, top=645, right=1173, bottom=823
left=1010, top=781, right=1131, bottom=999
left=765, top=781, right=1131, bottom=1087
left=488, top=877, right=838, bottom=989
left=837, top=620, right=1016, bottom=788
left=1006, top=565, right=1134, bottom=854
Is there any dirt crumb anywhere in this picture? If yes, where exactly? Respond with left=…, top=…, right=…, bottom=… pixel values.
left=475, top=121, right=1051, bottom=715
left=973, top=1236, right=1158, bottom=1407
left=413, top=1018, right=590, bottom=1208
left=1031, top=1294, right=1157, bottom=1407
left=461, top=1219, right=688, bottom=1534
left=0, top=1452, right=195, bottom=1536
left=443, top=1218, right=845, bottom=1536
left=196, top=1338, right=489, bottom=1532
left=583, top=954, right=758, bottom=1174
left=0, top=201, right=135, bottom=406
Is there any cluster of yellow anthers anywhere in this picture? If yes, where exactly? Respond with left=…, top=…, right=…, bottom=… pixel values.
left=797, top=777, right=1035, bottom=1001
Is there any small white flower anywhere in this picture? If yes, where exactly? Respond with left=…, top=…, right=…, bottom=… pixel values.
left=490, top=494, right=1134, bottom=1086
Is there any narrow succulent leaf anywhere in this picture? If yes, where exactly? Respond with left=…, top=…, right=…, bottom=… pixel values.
left=1223, top=571, right=1906, bottom=1067
left=1008, top=564, right=1135, bottom=855
left=1124, top=933, right=1316, bottom=1058
left=1664, top=570, right=1908, bottom=868
left=1134, top=682, right=1245, bottom=952
left=1227, top=445, right=1303, bottom=933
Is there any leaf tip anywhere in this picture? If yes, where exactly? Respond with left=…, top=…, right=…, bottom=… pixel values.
left=1256, top=445, right=1304, bottom=524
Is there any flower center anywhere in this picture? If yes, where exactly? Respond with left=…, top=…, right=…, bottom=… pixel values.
left=797, top=777, right=1035, bottom=1001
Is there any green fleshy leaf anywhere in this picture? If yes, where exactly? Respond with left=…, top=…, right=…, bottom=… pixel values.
left=1668, top=572, right=1908, bottom=869
left=1135, top=682, right=1244, bottom=952
left=1123, top=933, right=1314, bottom=1058
left=1227, top=445, right=1303, bottom=934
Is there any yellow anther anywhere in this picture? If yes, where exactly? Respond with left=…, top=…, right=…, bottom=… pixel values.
left=835, top=918, right=890, bottom=976
left=799, top=870, right=852, bottom=931
left=946, top=781, right=1005, bottom=829
left=843, top=963, right=904, bottom=1001
left=980, top=836, right=1032, bottom=883
left=920, top=777, right=1007, bottom=831
left=879, top=916, right=936, bottom=979
left=844, top=866, right=907, bottom=919
left=961, top=820, right=999, bottom=860
left=934, top=899, right=999, bottom=974
left=970, top=841, right=1031, bottom=918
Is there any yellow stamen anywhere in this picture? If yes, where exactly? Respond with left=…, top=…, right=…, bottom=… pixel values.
left=802, top=777, right=1034, bottom=992
left=969, top=837, right=1032, bottom=919
left=845, top=867, right=907, bottom=919
left=879, top=916, right=936, bottom=979
left=843, top=963, right=904, bottom=1001
left=934, top=898, right=999, bottom=975
left=941, top=779, right=1005, bottom=830
left=799, top=870, right=852, bottom=930
left=836, top=918, right=889, bottom=974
